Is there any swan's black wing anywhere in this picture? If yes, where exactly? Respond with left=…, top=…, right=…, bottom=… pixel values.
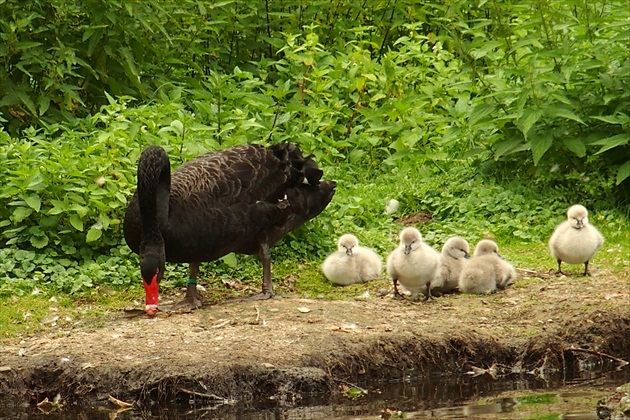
left=125, top=143, right=335, bottom=264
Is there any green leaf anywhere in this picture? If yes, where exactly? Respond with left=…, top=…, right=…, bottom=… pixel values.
left=30, top=235, right=49, bottom=249
left=516, top=108, right=543, bottom=137
left=16, top=91, right=37, bottom=116
left=221, top=253, right=237, bottom=268
left=24, top=195, right=41, bottom=212
left=591, top=114, right=629, bottom=125
left=592, top=133, right=630, bottom=155
left=469, top=104, right=495, bottom=126
left=529, top=134, right=553, bottom=165
left=493, top=138, right=523, bottom=159
left=170, top=119, right=184, bottom=135
left=545, top=107, right=585, bottom=125
left=617, top=161, right=630, bottom=185
left=38, top=96, right=51, bottom=116
left=69, top=214, right=84, bottom=232
left=563, top=138, right=586, bottom=157
left=469, top=40, right=501, bottom=59
left=12, top=207, right=32, bottom=223
left=86, top=227, right=102, bottom=242
left=70, top=204, right=89, bottom=218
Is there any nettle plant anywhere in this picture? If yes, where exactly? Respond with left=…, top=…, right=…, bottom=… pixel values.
left=0, top=96, right=215, bottom=259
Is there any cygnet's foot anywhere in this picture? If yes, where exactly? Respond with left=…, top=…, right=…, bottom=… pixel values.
left=169, top=283, right=203, bottom=311
left=393, top=289, right=406, bottom=300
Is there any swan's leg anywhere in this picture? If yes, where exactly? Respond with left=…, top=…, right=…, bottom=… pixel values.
left=583, top=260, right=591, bottom=276
left=170, top=262, right=203, bottom=311
left=245, top=242, right=274, bottom=301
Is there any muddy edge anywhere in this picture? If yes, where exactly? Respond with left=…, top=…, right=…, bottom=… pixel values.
left=0, top=304, right=628, bottom=407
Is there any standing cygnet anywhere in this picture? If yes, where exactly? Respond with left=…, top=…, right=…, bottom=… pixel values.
left=322, top=234, right=382, bottom=286
left=431, top=236, right=470, bottom=296
left=549, top=204, right=604, bottom=276
left=386, top=227, right=441, bottom=300
left=459, top=239, right=517, bottom=294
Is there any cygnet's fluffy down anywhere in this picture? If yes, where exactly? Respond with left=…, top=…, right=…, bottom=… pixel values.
left=387, top=227, right=441, bottom=300
left=431, top=236, right=470, bottom=296
left=322, top=234, right=382, bottom=286
left=549, top=204, right=604, bottom=276
left=459, top=239, right=516, bottom=294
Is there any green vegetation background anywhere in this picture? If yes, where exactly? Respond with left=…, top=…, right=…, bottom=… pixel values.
left=0, top=0, right=628, bottom=334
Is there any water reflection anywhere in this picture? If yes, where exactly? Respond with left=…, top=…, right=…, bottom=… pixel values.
left=1, top=367, right=628, bottom=419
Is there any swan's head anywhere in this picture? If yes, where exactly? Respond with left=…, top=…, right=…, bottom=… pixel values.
left=474, top=239, right=499, bottom=257
left=567, top=204, right=589, bottom=230
left=443, top=236, right=470, bottom=260
left=338, top=234, right=359, bottom=256
left=400, top=227, right=422, bottom=255
left=140, top=250, right=165, bottom=316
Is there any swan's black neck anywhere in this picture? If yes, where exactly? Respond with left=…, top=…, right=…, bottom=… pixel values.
left=137, top=146, right=171, bottom=241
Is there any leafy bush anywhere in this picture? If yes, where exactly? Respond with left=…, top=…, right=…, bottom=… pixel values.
left=1, top=1, right=629, bottom=297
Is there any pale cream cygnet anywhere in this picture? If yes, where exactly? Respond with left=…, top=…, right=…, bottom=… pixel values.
left=431, top=236, right=470, bottom=296
left=322, top=234, right=382, bottom=286
left=459, top=239, right=516, bottom=294
left=549, top=204, right=604, bottom=276
left=386, top=227, right=441, bottom=300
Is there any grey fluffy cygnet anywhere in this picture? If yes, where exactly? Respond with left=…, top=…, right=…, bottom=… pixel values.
left=386, top=227, right=441, bottom=301
left=458, top=239, right=516, bottom=294
left=431, top=236, right=470, bottom=296
left=322, top=234, right=382, bottom=286
left=549, top=204, right=604, bottom=276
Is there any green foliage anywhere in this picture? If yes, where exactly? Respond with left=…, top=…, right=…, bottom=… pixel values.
left=435, top=0, right=630, bottom=184
left=0, top=0, right=629, bottom=299
left=0, top=246, right=137, bottom=297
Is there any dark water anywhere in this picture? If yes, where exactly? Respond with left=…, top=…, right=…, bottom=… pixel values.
left=2, top=367, right=628, bottom=419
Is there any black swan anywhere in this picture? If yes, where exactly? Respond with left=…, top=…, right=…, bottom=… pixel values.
left=123, top=143, right=336, bottom=315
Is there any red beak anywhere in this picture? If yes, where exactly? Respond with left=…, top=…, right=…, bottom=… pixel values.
left=143, top=274, right=159, bottom=316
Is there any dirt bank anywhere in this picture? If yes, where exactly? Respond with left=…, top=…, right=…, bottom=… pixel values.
left=0, top=268, right=628, bottom=410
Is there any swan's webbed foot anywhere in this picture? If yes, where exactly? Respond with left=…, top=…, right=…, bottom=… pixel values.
left=228, top=290, right=273, bottom=302
left=245, top=290, right=274, bottom=301
left=169, top=282, right=203, bottom=311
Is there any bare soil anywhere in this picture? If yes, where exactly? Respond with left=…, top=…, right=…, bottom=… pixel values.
left=0, top=267, right=628, bottom=410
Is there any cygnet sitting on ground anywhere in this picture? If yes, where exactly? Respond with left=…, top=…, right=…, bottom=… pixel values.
left=322, top=234, right=382, bottom=286
left=431, top=236, right=470, bottom=296
left=386, top=227, right=441, bottom=301
left=549, top=204, right=604, bottom=276
left=459, top=239, right=516, bottom=294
